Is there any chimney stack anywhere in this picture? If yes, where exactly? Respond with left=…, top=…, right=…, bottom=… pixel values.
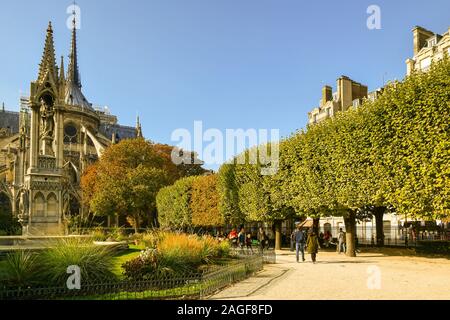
left=322, top=86, right=333, bottom=104
left=413, top=26, right=434, bottom=55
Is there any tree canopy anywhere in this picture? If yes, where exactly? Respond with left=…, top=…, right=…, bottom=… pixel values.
left=216, top=58, right=450, bottom=255
left=81, top=138, right=206, bottom=229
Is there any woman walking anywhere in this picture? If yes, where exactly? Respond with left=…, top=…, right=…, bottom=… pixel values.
left=258, top=227, right=267, bottom=252
left=306, top=230, right=320, bottom=264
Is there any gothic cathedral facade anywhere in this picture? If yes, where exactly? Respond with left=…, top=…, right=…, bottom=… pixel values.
left=0, top=19, right=140, bottom=235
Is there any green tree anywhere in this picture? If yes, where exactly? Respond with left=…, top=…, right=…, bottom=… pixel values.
left=191, top=175, right=224, bottom=228
left=83, top=138, right=204, bottom=229
left=217, top=163, right=244, bottom=225
left=156, top=176, right=197, bottom=230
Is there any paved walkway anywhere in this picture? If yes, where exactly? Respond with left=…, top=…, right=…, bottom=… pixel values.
left=210, top=249, right=450, bottom=300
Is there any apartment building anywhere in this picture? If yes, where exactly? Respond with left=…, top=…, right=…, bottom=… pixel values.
left=307, top=76, right=368, bottom=125
left=406, top=26, right=450, bottom=75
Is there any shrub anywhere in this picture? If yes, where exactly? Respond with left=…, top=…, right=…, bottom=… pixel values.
left=131, top=232, right=144, bottom=246
left=218, top=240, right=231, bottom=258
left=122, top=248, right=160, bottom=280
left=122, top=232, right=232, bottom=280
left=142, top=231, right=165, bottom=249
left=1, top=250, right=41, bottom=288
left=416, top=241, right=450, bottom=255
left=0, top=216, right=22, bottom=236
left=122, top=248, right=180, bottom=280
left=105, top=227, right=127, bottom=242
left=37, top=238, right=117, bottom=286
left=158, top=233, right=205, bottom=272
left=91, top=228, right=107, bottom=242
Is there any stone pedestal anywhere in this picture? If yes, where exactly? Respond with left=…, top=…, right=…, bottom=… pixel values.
left=41, top=136, right=54, bottom=156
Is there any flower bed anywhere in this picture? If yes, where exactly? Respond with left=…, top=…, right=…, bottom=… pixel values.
left=0, top=231, right=264, bottom=300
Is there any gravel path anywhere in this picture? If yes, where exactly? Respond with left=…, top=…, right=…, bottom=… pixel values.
left=210, top=249, right=450, bottom=300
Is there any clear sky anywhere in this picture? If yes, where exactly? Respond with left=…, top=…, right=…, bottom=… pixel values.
left=0, top=0, right=449, bottom=169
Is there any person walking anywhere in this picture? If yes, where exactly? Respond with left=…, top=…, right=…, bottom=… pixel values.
left=246, top=233, right=253, bottom=252
left=290, top=229, right=296, bottom=252
left=294, top=225, right=306, bottom=262
left=238, top=227, right=246, bottom=250
left=228, top=228, right=238, bottom=248
left=338, top=228, right=346, bottom=254
left=324, top=230, right=332, bottom=248
left=306, top=230, right=320, bottom=264
left=258, top=227, right=267, bottom=252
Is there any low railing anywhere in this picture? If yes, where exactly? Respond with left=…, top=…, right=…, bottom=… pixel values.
left=0, top=254, right=266, bottom=301
left=231, top=248, right=277, bottom=264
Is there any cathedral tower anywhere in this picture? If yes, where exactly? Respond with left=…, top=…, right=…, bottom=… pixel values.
left=24, top=22, right=66, bottom=235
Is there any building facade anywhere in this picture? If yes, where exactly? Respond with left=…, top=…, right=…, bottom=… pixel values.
left=406, top=26, right=450, bottom=76
left=307, top=76, right=368, bottom=125
left=0, top=19, right=140, bottom=235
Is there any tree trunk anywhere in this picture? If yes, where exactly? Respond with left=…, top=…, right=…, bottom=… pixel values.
left=313, top=218, right=320, bottom=235
left=344, top=210, right=357, bottom=257
left=134, top=212, right=140, bottom=234
left=145, top=208, right=159, bottom=229
left=374, top=206, right=386, bottom=247
left=274, top=220, right=282, bottom=250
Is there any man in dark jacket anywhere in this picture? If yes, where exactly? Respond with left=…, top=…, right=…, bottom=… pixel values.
left=294, top=225, right=306, bottom=262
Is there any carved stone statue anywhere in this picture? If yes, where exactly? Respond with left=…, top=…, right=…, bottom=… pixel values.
left=40, top=98, right=55, bottom=138
left=63, top=192, right=71, bottom=217
left=18, top=188, right=30, bottom=223
left=19, top=125, right=26, bottom=150
left=6, top=160, right=14, bottom=184
left=39, top=97, right=55, bottom=156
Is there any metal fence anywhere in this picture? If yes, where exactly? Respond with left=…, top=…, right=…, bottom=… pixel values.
left=0, top=254, right=266, bottom=301
left=231, top=248, right=277, bottom=264
left=315, top=226, right=450, bottom=248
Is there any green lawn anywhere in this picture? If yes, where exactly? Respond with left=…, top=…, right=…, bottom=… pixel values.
left=111, top=245, right=144, bottom=279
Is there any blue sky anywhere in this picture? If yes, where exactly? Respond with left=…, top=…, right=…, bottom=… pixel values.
left=0, top=0, right=449, bottom=169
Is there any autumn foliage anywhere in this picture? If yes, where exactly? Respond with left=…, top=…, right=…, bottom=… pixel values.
left=156, top=174, right=223, bottom=229
left=81, top=138, right=205, bottom=229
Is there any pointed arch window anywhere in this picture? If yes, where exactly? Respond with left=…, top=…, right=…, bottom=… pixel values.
left=47, top=193, right=58, bottom=217
left=34, top=193, right=45, bottom=217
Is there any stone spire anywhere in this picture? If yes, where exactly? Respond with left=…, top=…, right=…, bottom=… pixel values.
left=64, top=12, right=92, bottom=110
left=67, top=14, right=81, bottom=88
left=59, top=56, right=65, bottom=83
left=136, top=116, right=143, bottom=138
left=37, top=22, right=58, bottom=85
left=59, top=56, right=66, bottom=97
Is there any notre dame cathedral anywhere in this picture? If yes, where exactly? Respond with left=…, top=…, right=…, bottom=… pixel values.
left=0, top=18, right=142, bottom=235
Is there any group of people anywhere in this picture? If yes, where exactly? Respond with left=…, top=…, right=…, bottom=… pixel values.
left=226, top=227, right=270, bottom=252
left=225, top=224, right=356, bottom=263
left=291, top=224, right=320, bottom=263
left=291, top=226, right=351, bottom=263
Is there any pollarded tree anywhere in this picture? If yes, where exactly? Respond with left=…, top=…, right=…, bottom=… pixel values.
left=217, top=163, right=244, bottom=225
left=379, top=57, right=450, bottom=220
left=232, top=144, right=293, bottom=250
left=191, top=175, right=224, bottom=228
left=280, top=124, right=339, bottom=236
left=156, top=176, right=197, bottom=230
